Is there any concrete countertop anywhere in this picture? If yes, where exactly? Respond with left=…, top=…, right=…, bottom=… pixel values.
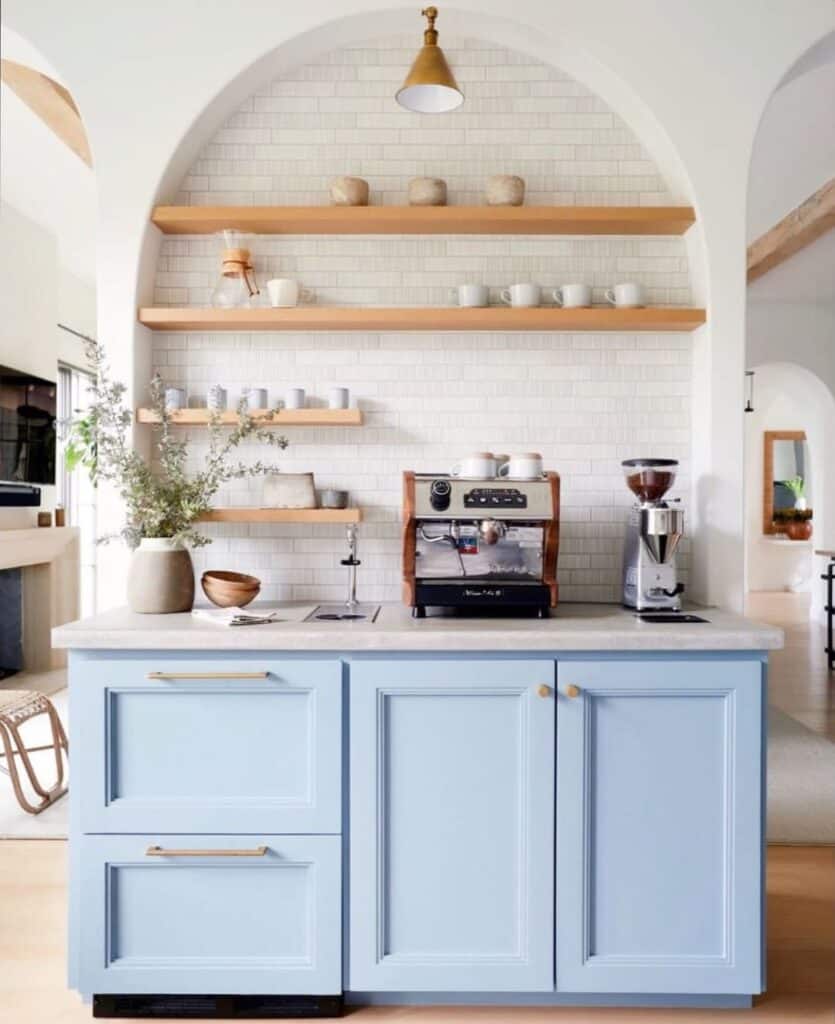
left=52, top=602, right=783, bottom=652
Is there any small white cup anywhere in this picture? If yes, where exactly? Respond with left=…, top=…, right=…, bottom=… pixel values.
left=451, top=452, right=497, bottom=479
left=266, top=279, right=314, bottom=308
left=207, top=384, right=227, bottom=412
left=285, top=387, right=306, bottom=410
left=242, top=386, right=268, bottom=410
left=605, top=282, right=645, bottom=308
left=328, top=386, right=350, bottom=410
left=501, top=283, right=540, bottom=308
left=553, top=283, right=592, bottom=308
left=451, top=284, right=489, bottom=308
left=164, top=387, right=186, bottom=411
left=498, top=452, right=544, bottom=480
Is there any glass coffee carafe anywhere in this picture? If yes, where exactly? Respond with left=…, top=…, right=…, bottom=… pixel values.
left=211, top=230, right=260, bottom=308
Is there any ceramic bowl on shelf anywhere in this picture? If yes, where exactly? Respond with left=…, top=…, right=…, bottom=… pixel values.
left=201, top=570, right=261, bottom=608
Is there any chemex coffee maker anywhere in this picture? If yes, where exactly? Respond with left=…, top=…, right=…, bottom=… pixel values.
left=621, top=458, right=685, bottom=611
left=402, top=470, right=560, bottom=618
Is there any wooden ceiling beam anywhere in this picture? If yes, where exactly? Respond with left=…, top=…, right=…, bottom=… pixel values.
left=0, top=58, right=92, bottom=167
left=747, top=178, right=835, bottom=283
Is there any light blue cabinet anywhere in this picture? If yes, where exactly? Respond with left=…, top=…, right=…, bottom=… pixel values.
left=555, top=658, right=763, bottom=995
left=72, top=653, right=342, bottom=834
left=349, top=659, right=556, bottom=992
left=79, top=834, right=342, bottom=994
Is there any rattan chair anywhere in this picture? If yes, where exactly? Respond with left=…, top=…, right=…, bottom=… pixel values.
left=0, top=690, right=68, bottom=814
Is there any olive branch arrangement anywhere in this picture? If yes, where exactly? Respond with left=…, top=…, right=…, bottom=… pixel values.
left=64, top=338, right=288, bottom=548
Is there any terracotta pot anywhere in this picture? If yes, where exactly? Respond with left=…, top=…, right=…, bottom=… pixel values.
left=783, top=520, right=813, bottom=541
left=127, top=538, right=195, bottom=613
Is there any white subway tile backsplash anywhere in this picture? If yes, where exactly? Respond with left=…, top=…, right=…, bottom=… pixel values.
left=155, top=35, right=691, bottom=605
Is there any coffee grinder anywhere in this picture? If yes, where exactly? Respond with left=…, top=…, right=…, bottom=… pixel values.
left=621, top=458, right=685, bottom=611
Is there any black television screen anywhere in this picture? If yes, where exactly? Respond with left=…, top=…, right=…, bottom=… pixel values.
left=0, top=366, right=57, bottom=485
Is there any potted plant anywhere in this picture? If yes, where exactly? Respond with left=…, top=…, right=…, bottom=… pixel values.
left=64, top=339, right=288, bottom=612
left=782, top=476, right=808, bottom=511
left=772, top=508, right=813, bottom=541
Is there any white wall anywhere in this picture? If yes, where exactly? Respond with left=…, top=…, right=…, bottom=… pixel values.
left=3, top=0, right=833, bottom=612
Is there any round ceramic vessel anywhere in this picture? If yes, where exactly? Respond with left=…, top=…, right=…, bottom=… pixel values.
left=127, top=538, right=195, bottom=614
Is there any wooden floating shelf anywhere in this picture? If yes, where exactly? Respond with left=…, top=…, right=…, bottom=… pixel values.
left=139, top=307, right=706, bottom=333
left=136, top=407, right=362, bottom=426
left=197, top=508, right=362, bottom=524
left=151, top=204, right=696, bottom=237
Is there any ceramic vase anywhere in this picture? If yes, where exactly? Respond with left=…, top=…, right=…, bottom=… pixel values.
left=330, top=177, right=369, bottom=206
left=127, top=538, right=195, bottom=614
left=486, top=174, right=525, bottom=206
left=408, top=177, right=447, bottom=206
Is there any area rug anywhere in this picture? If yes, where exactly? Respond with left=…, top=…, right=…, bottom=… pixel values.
left=768, top=706, right=835, bottom=844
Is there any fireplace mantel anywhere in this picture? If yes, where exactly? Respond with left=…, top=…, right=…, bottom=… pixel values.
left=0, top=526, right=80, bottom=671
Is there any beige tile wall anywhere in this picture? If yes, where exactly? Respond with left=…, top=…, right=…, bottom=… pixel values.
left=152, top=35, right=692, bottom=604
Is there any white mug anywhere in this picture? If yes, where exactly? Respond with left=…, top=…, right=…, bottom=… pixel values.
left=605, top=282, right=645, bottom=308
left=498, top=452, right=544, bottom=479
left=501, top=283, right=540, bottom=308
left=451, top=452, right=497, bottom=479
left=328, top=386, right=350, bottom=410
left=553, top=283, right=592, bottom=308
left=242, top=386, right=268, bottom=410
left=451, top=284, right=489, bottom=308
left=207, top=384, right=227, bottom=412
left=285, top=387, right=306, bottom=410
left=266, top=278, right=313, bottom=308
left=164, top=387, right=186, bottom=411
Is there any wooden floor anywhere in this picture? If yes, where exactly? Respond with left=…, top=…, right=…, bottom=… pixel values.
left=0, top=841, right=832, bottom=1022
left=746, top=593, right=834, bottom=740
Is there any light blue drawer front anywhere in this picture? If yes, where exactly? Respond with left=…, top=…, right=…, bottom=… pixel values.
left=350, top=659, right=555, bottom=992
left=556, top=658, right=763, bottom=995
left=73, top=653, right=341, bottom=834
left=79, top=834, right=341, bottom=994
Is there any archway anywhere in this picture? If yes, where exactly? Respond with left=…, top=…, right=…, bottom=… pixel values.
left=744, top=362, right=835, bottom=625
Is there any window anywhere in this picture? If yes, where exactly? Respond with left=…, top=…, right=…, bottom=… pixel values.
left=57, top=362, right=97, bottom=616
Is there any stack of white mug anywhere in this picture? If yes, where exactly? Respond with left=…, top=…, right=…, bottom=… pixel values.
left=450, top=452, right=544, bottom=480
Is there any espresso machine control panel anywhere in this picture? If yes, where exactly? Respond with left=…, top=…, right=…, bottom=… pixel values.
left=413, top=475, right=551, bottom=520
left=464, top=487, right=527, bottom=509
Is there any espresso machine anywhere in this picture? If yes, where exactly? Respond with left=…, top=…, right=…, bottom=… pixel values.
left=621, top=458, right=685, bottom=611
left=402, top=471, right=560, bottom=617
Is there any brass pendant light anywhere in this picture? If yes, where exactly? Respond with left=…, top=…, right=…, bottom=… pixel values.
left=396, top=7, right=463, bottom=113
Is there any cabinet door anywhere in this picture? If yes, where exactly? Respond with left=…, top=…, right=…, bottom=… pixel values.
left=73, top=653, right=341, bottom=834
left=350, top=659, right=555, bottom=992
left=79, top=834, right=341, bottom=994
left=556, top=658, right=763, bottom=994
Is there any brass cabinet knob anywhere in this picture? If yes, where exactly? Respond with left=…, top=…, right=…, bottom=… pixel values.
left=565, top=684, right=581, bottom=698
left=537, top=684, right=551, bottom=698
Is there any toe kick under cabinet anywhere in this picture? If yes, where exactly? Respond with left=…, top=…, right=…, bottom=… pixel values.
left=69, top=649, right=766, bottom=1012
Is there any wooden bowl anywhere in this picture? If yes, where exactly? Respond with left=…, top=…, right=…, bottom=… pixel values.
left=201, top=570, right=261, bottom=608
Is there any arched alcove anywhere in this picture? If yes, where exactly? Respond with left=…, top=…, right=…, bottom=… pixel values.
left=145, top=28, right=702, bottom=606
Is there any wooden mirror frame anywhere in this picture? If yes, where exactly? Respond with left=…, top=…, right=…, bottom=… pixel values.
left=763, top=430, right=807, bottom=534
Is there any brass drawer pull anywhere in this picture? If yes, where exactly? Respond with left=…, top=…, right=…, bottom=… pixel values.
left=565, top=684, right=582, bottom=698
left=146, top=671, right=269, bottom=680
left=145, top=845, right=268, bottom=857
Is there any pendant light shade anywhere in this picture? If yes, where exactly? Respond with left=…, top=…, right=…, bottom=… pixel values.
left=396, top=7, right=463, bottom=113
